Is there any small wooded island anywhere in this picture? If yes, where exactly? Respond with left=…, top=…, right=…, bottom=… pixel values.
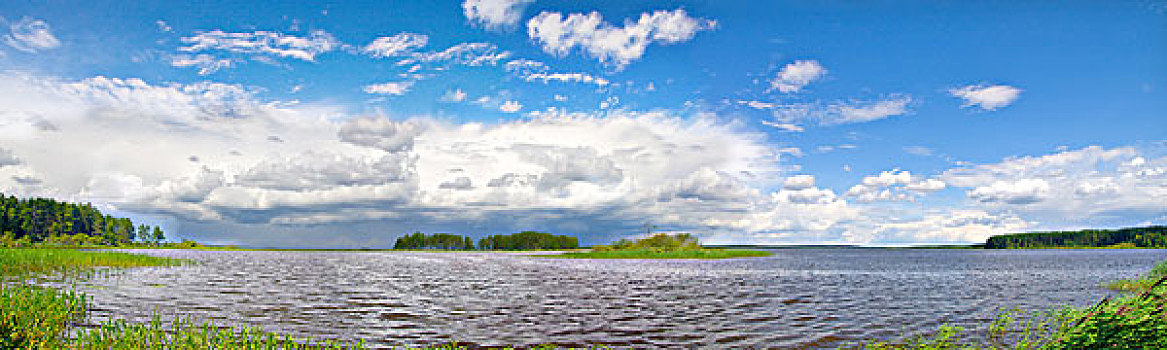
left=392, top=231, right=580, bottom=250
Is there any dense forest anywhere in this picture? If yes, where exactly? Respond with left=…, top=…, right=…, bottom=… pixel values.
left=392, top=231, right=579, bottom=250
left=985, top=226, right=1167, bottom=249
left=477, top=231, right=579, bottom=250
left=0, top=193, right=165, bottom=246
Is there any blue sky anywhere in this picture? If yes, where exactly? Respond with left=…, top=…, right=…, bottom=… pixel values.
left=0, top=0, right=1164, bottom=247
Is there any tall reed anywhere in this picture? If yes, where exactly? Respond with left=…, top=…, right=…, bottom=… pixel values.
left=0, top=248, right=183, bottom=281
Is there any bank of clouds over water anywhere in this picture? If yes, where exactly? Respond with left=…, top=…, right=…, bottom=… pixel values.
left=0, top=72, right=1163, bottom=247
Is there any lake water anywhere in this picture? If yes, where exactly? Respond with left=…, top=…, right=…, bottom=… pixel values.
left=67, top=249, right=1166, bottom=348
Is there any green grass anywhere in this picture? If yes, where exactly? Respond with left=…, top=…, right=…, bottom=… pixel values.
left=70, top=316, right=368, bottom=349
left=0, top=285, right=88, bottom=348
left=0, top=248, right=183, bottom=348
left=537, top=248, right=772, bottom=259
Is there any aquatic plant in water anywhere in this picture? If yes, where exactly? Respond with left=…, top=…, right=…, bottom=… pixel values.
left=0, top=285, right=88, bottom=348
left=0, top=249, right=372, bottom=349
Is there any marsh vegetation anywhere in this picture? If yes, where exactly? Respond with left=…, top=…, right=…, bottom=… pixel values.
left=0, top=249, right=369, bottom=349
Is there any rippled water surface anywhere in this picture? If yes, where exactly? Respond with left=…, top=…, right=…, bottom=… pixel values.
left=69, top=249, right=1166, bottom=348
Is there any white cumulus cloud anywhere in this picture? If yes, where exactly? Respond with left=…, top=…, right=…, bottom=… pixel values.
left=526, top=9, right=716, bottom=69
left=967, top=178, right=1051, bottom=204
left=3, top=71, right=1162, bottom=247
left=770, top=60, right=826, bottom=93
left=337, top=116, right=426, bottom=152
left=463, top=0, right=535, bottom=29
left=949, top=84, right=1021, bottom=111
left=499, top=100, right=523, bottom=113
left=783, top=175, right=815, bottom=190
left=942, top=145, right=1166, bottom=229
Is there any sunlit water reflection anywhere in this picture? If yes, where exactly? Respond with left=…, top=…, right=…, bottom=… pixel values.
left=65, top=249, right=1167, bottom=348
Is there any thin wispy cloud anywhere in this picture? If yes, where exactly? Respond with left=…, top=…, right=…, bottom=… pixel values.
left=169, top=54, right=235, bottom=75
left=767, top=96, right=913, bottom=128
left=362, top=33, right=428, bottom=58
left=3, top=17, right=61, bottom=53
left=363, top=81, right=415, bottom=95
left=179, top=30, right=340, bottom=62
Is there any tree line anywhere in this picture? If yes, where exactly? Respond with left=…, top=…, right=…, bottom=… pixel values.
left=393, top=231, right=579, bottom=250
left=393, top=232, right=475, bottom=250
left=477, top=231, right=579, bottom=250
left=985, top=226, right=1167, bottom=249
left=0, top=193, right=165, bottom=247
